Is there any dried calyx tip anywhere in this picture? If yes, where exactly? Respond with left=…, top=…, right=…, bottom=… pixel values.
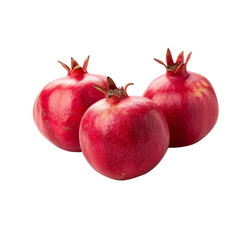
left=92, top=85, right=107, bottom=96
left=108, top=87, right=124, bottom=98
left=93, top=77, right=134, bottom=99
left=73, top=65, right=82, bottom=70
left=58, top=61, right=70, bottom=71
left=71, top=57, right=79, bottom=69
left=154, top=49, right=192, bottom=74
left=58, top=56, right=90, bottom=73
left=83, top=55, right=90, bottom=71
left=168, top=62, right=181, bottom=71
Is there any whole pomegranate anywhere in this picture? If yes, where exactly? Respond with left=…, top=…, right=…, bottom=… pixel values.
left=33, top=56, right=107, bottom=152
left=79, top=77, right=170, bottom=180
left=143, top=49, right=219, bottom=147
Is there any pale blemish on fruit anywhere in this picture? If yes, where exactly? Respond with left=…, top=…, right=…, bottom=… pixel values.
left=198, top=87, right=208, bottom=94
left=201, top=80, right=209, bottom=87
left=193, top=88, right=202, bottom=97
left=196, top=82, right=201, bottom=88
left=193, top=81, right=209, bottom=97
left=42, top=108, right=47, bottom=116
left=44, top=119, right=50, bottom=129
left=64, top=126, right=72, bottom=130
left=119, top=172, right=125, bottom=179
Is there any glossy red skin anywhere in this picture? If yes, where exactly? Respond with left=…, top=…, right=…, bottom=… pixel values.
left=143, top=71, right=219, bottom=147
left=79, top=96, right=170, bottom=180
left=33, top=72, right=107, bottom=152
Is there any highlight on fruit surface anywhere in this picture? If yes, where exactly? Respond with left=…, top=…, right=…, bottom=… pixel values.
left=33, top=56, right=107, bottom=152
left=79, top=77, right=170, bottom=180
left=143, top=49, right=219, bottom=147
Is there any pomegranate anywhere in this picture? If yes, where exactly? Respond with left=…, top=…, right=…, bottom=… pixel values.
left=143, top=49, right=219, bottom=147
left=79, top=77, right=170, bottom=180
left=33, top=56, right=107, bottom=152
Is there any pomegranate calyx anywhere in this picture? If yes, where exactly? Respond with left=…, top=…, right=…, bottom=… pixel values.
left=58, top=61, right=71, bottom=72
left=124, top=83, right=134, bottom=94
left=92, top=85, right=107, bottom=96
left=58, top=56, right=90, bottom=76
left=185, top=52, right=192, bottom=66
left=108, top=87, right=125, bottom=98
left=71, top=57, right=79, bottom=70
left=166, top=48, right=174, bottom=65
left=107, top=77, right=117, bottom=91
left=168, top=63, right=182, bottom=72
left=73, top=65, right=83, bottom=70
left=155, top=49, right=192, bottom=75
left=107, top=83, right=133, bottom=99
left=176, top=51, right=184, bottom=64
left=83, top=55, right=90, bottom=72
left=154, top=58, right=167, bottom=68
left=106, top=77, right=133, bottom=99
left=93, top=77, right=133, bottom=100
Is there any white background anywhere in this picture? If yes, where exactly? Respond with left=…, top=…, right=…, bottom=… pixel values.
left=0, top=0, right=239, bottom=239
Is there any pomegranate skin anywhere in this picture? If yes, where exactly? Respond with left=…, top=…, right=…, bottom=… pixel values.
left=79, top=79, right=169, bottom=180
left=33, top=57, right=107, bottom=152
left=144, top=49, right=219, bottom=147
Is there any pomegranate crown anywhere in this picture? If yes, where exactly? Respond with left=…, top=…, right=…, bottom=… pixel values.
left=154, top=48, right=192, bottom=74
left=93, top=77, right=133, bottom=99
left=58, top=56, right=90, bottom=76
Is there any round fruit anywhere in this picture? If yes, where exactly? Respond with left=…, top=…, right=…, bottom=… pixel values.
left=143, top=49, right=219, bottom=147
left=79, top=77, right=170, bottom=180
left=33, top=56, right=107, bottom=152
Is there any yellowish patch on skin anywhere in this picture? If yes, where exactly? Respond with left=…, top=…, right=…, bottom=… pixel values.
left=198, top=87, right=208, bottom=94
left=196, top=82, right=201, bottom=88
left=192, top=80, right=209, bottom=97
left=119, top=172, right=125, bottom=179
left=201, top=81, right=209, bottom=87
left=193, top=88, right=202, bottom=97
left=64, top=126, right=72, bottom=130
left=100, top=105, right=118, bottom=116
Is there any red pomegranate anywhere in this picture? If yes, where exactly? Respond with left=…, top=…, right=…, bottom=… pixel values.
left=33, top=56, right=107, bottom=152
left=79, top=77, right=170, bottom=180
left=143, top=49, right=219, bottom=147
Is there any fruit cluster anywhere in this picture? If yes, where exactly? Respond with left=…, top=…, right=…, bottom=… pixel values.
left=33, top=49, right=219, bottom=180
